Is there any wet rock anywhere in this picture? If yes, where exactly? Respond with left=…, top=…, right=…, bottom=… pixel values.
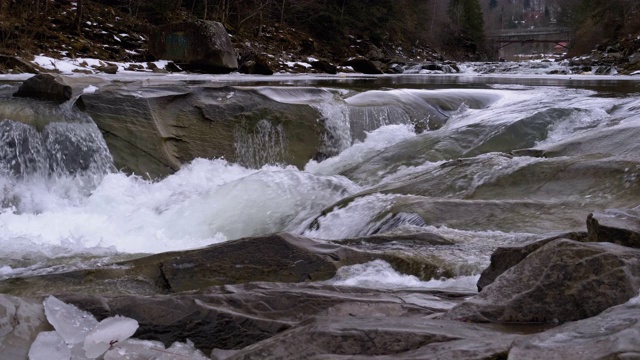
left=335, top=232, right=455, bottom=247
left=310, top=60, right=337, bottom=74
left=508, top=296, right=640, bottom=360
left=59, top=293, right=290, bottom=354
left=540, top=122, right=640, bottom=159
left=238, top=57, right=274, bottom=75
left=342, top=57, right=383, bottom=74
left=0, top=294, right=51, bottom=359
left=0, top=233, right=459, bottom=297
left=165, top=62, right=182, bottom=73
left=226, top=316, right=523, bottom=359
left=13, top=74, right=72, bottom=104
left=93, top=63, right=118, bottom=74
left=385, top=63, right=404, bottom=74
left=446, top=239, right=640, bottom=323
left=0, top=55, right=40, bottom=74
left=587, top=209, right=640, bottom=249
left=149, top=20, right=238, bottom=73
left=476, top=232, right=587, bottom=292
left=59, top=282, right=462, bottom=354
left=79, top=85, right=325, bottom=177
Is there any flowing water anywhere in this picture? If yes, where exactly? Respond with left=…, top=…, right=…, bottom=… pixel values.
left=1, top=72, right=639, bottom=291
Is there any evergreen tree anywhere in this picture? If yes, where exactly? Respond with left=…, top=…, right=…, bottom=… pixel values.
left=449, top=0, right=485, bottom=45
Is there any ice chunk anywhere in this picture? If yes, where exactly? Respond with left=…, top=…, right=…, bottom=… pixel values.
left=28, top=331, right=71, bottom=360
left=103, top=338, right=209, bottom=360
left=44, top=296, right=99, bottom=344
left=83, top=85, right=98, bottom=94
left=83, top=316, right=138, bottom=359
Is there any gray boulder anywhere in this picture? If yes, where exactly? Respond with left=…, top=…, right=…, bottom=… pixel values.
left=587, top=208, right=640, bottom=249
left=149, top=20, right=238, bottom=73
left=13, top=74, right=72, bottom=104
left=446, top=239, right=640, bottom=323
left=342, top=57, right=384, bottom=74
left=476, top=232, right=587, bottom=291
left=508, top=296, right=640, bottom=360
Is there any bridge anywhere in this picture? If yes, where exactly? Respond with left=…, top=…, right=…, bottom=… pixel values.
left=486, top=27, right=573, bottom=57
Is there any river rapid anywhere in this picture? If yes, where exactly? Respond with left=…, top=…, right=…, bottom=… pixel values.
left=1, top=70, right=639, bottom=291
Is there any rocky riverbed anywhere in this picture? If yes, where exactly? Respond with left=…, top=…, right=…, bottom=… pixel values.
left=1, top=72, right=640, bottom=359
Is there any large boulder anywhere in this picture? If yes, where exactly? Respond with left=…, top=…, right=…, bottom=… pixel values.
left=149, top=20, right=238, bottom=73
left=13, top=74, right=72, bottom=104
left=78, top=85, right=326, bottom=178
left=587, top=208, right=640, bottom=249
left=342, top=57, right=384, bottom=74
left=476, top=232, right=587, bottom=291
left=446, top=239, right=640, bottom=323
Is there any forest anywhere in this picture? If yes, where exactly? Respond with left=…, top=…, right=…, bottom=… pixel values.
left=0, top=0, right=639, bottom=61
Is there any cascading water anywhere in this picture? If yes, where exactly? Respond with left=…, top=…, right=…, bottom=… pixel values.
left=234, top=119, right=288, bottom=168
left=1, top=78, right=639, bottom=286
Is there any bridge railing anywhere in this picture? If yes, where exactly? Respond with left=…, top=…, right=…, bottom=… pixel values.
left=487, top=27, right=572, bottom=38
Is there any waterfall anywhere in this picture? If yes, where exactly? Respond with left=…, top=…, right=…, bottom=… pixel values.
left=234, top=119, right=287, bottom=168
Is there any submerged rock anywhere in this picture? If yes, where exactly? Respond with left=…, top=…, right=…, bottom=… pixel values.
left=13, top=74, right=72, bottom=104
left=446, top=239, right=640, bottom=323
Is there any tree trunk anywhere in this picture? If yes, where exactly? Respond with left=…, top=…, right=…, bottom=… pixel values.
left=280, top=0, right=286, bottom=25
left=203, top=0, right=208, bottom=20
left=75, top=0, right=83, bottom=32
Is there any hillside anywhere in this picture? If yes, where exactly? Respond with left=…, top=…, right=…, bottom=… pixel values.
left=0, top=0, right=457, bottom=75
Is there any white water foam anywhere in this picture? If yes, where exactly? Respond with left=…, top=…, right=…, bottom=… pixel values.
left=327, top=259, right=480, bottom=291
left=0, top=158, right=360, bottom=256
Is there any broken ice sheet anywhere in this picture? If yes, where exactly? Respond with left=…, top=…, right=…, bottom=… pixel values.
left=103, top=338, right=209, bottom=360
left=44, top=296, right=99, bottom=344
left=28, top=331, right=71, bottom=360
left=83, top=316, right=139, bottom=359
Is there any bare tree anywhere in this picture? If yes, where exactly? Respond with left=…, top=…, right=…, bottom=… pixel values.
left=75, top=0, right=83, bottom=32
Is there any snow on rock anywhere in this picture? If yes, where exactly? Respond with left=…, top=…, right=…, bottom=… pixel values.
left=28, top=331, right=71, bottom=360
left=43, top=295, right=99, bottom=345
left=103, top=338, right=209, bottom=360
left=83, top=316, right=139, bottom=359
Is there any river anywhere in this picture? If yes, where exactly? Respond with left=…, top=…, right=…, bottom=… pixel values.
left=1, top=69, right=639, bottom=291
